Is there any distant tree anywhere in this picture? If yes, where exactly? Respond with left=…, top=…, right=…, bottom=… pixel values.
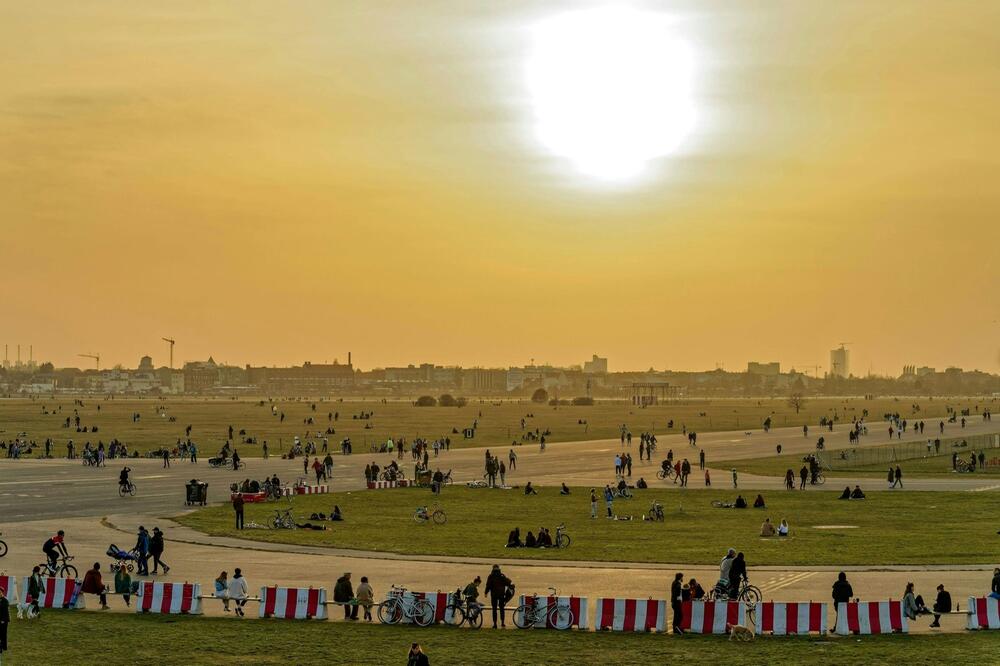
left=39, top=362, right=55, bottom=373
left=415, top=395, right=437, bottom=407
left=787, top=393, right=807, bottom=414
left=572, top=396, right=594, bottom=406
left=531, top=388, right=549, bottom=403
left=438, top=394, right=457, bottom=407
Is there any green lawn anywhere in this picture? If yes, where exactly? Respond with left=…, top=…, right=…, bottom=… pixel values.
left=177, top=486, right=1000, bottom=565
left=0, top=396, right=987, bottom=455
left=5, top=608, right=1000, bottom=665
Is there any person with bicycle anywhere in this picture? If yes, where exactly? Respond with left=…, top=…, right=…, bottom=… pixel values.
left=728, top=552, right=748, bottom=599
left=484, top=564, right=512, bottom=629
left=42, top=530, right=68, bottom=573
left=463, top=576, right=481, bottom=608
left=118, top=466, right=132, bottom=493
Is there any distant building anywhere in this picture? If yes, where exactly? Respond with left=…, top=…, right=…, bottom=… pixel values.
left=829, top=346, right=850, bottom=379
left=246, top=360, right=354, bottom=395
left=461, top=368, right=507, bottom=393
left=183, top=357, right=220, bottom=393
left=583, top=354, right=608, bottom=374
left=138, top=356, right=154, bottom=372
left=747, top=361, right=780, bottom=376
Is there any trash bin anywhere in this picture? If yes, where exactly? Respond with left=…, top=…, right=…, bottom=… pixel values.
left=186, top=479, right=208, bottom=506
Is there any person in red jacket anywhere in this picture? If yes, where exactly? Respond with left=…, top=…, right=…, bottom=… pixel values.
left=82, top=562, right=109, bottom=610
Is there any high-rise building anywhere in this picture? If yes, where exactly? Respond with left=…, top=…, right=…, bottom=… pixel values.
left=829, top=346, right=850, bottom=378
left=583, top=354, right=608, bottom=374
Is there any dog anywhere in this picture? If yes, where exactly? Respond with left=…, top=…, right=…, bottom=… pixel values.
left=17, top=603, right=37, bottom=620
left=727, top=623, right=754, bottom=641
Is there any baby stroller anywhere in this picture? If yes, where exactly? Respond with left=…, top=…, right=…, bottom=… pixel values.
left=107, top=543, right=139, bottom=573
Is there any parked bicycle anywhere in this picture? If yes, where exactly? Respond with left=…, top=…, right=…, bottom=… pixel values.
left=0, top=531, right=7, bottom=558
left=380, top=468, right=406, bottom=482
left=612, top=486, right=633, bottom=499
left=514, top=587, right=574, bottom=630
left=378, top=585, right=434, bottom=626
left=271, top=509, right=295, bottom=529
left=444, top=589, right=483, bottom=629
left=554, top=524, right=570, bottom=549
left=413, top=505, right=447, bottom=525
left=118, top=480, right=136, bottom=497
left=647, top=500, right=664, bottom=522
left=39, top=555, right=78, bottom=579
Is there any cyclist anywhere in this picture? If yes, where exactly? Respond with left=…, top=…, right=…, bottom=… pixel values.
left=42, top=530, right=68, bottom=573
left=462, top=576, right=481, bottom=609
left=660, top=458, right=671, bottom=477
left=118, top=466, right=132, bottom=493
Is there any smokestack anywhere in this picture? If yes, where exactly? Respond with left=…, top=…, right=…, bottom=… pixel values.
left=348, top=351, right=352, bottom=366
left=17, top=344, right=20, bottom=364
left=30, top=345, right=33, bottom=362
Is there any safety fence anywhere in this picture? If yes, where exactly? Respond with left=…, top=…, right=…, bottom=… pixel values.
left=823, top=432, right=1000, bottom=470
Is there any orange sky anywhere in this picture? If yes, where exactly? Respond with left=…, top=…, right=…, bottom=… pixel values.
left=1, top=1, right=998, bottom=374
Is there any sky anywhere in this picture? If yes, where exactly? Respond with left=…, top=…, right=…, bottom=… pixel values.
left=1, top=1, right=998, bottom=374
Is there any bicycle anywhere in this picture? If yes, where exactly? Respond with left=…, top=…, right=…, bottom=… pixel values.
left=0, top=532, right=7, bottom=558
left=811, top=471, right=826, bottom=486
left=554, top=524, right=570, bottom=549
left=514, top=587, right=574, bottom=630
left=706, top=578, right=762, bottom=622
left=118, top=480, right=136, bottom=497
left=413, top=505, right=447, bottom=525
left=656, top=466, right=677, bottom=481
left=647, top=501, right=664, bottom=522
left=956, top=460, right=973, bottom=473
left=612, top=487, right=633, bottom=499
left=380, top=468, right=406, bottom=482
left=271, top=509, right=295, bottom=529
left=378, top=585, right=434, bottom=626
left=39, top=555, right=78, bottom=579
left=444, top=590, right=483, bottom=629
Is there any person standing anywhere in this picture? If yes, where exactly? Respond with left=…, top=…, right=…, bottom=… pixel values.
left=671, top=572, right=685, bottom=634
left=334, top=572, right=358, bottom=620
left=228, top=568, right=249, bottom=617
left=590, top=488, right=598, bottom=519
left=832, top=572, right=853, bottom=625
left=150, top=527, right=170, bottom=575
left=27, top=567, right=42, bottom=617
left=324, top=453, right=334, bottom=479
left=732, top=469, right=739, bottom=489
left=162, top=449, right=170, bottom=468
left=484, top=564, right=512, bottom=629
left=508, top=449, right=516, bottom=471
left=356, top=576, right=374, bottom=621
left=233, top=493, right=245, bottom=530
left=134, top=526, right=150, bottom=576
left=626, top=453, right=633, bottom=477
left=894, top=466, right=903, bottom=489
left=604, top=485, right=614, bottom=518
left=499, top=461, right=506, bottom=486
left=699, top=449, right=705, bottom=470
left=189, top=442, right=197, bottom=463
left=799, top=465, right=808, bottom=490
left=0, top=584, right=10, bottom=655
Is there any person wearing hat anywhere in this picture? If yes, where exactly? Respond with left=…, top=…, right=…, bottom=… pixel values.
left=150, top=527, right=170, bottom=575
left=334, top=572, right=357, bottom=620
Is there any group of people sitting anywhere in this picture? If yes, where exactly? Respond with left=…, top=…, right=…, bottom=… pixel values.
left=505, top=527, right=553, bottom=548
left=718, top=494, right=767, bottom=509
left=759, top=517, right=790, bottom=537
left=838, top=485, right=866, bottom=500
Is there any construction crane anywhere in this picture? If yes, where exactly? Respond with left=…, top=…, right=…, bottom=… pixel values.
left=837, top=342, right=852, bottom=348
left=162, top=337, right=176, bottom=369
left=792, top=363, right=822, bottom=378
left=79, top=353, right=100, bottom=370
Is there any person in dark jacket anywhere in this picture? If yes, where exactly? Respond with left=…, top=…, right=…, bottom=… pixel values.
left=149, top=527, right=170, bottom=575
left=931, top=584, right=952, bottom=627
left=671, top=572, right=685, bottom=634
left=991, top=567, right=1000, bottom=600
left=27, top=566, right=43, bottom=617
left=0, top=584, right=10, bottom=654
left=407, top=643, right=430, bottom=666
left=728, top=552, right=748, bottom=598
left=832, top=572, right=853, bottom=623
left=484, top=565, right=512, bottom=628
left=334, top=572, right=357, bottom=620
left=134, top=526, right=150, bottom=576
left=82, top=562, right=109, bottom=609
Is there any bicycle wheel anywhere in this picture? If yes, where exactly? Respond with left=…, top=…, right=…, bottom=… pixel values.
left=656, top=470, right=666, bottom=480
left=432, top=510, right=447, bottom=525
left=557, top=534, right=571, bottom=549
left=741, top=585, right=762, bottom=605
left=512, top=604, right=535, bottom=629
left=377, top=599, right=402, bottom=625
left=815, top=473, right=826, bottom=486
left=412, top=599, right=435, bottom=627
left=444, top=604, right=465, bottom=627
left=466, top=605, right=483, bottom=629
left=118, top=485, right=127, bottom=497
left=128, top=484, right=136, bottom=496
left=549, top=604, right=575, bottom=630
left=271, top=516, right=282, bottom=529
left=61, top=564, right=79, bottom=579
left=413, top=512, right=428, bottom=524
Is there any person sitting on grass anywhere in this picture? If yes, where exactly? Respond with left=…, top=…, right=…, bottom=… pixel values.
left=733, top=495, right=748, bottom=509
left=839, top=486, right=851, bottom=500
left=524, top=482, right=538, bottom=496
left=525, top=531, right=537, bottom=548
left=560, top=483, right=570, bottom=495
left=760, top=518, right=776, bottom=537
left=778, top=519, right=789, bottom=537
left=505, top=528, right=522, bottom=548
left=753, top=494, right=766, bottom=509
left=330, top=505, right=343, bottom=521
left=850, top=485, right=866, bottom=499
left=617, top=478, right=629, bottom=493
left=636, top=477, right=648, bottom=489
left=537, top=528, right=553, bottom=548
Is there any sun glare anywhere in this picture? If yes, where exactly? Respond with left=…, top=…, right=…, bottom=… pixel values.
left=526, top=7, right=696, bottom=183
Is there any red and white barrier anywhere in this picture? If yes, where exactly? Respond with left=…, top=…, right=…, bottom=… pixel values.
left=137, top=581, right=202, bottom=615
left=517, top=595, right=588, bottom=629
left=367, top=480, right=410, bottom=489
left=835, top=601, right=907, bottom=635
left=594, top=598, right=666, bottom=632
left=259, top=586, right=327, bottom=620
left=968, top=597, right=1000, bottom=630
left=231, top=492, right=268, bottom=503
left=755, top=602, right=827, bottom=635
left=294, top=484, right=329, bottom=495
left=0, top=575, right=16, bottom=602
left=20, top=577, right=84, bottom=609
left=679, top=600, right=745, bottom=634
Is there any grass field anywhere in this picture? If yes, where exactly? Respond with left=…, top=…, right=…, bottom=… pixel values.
left=0, top=396, right=992, bottom=456
left=177, top=486, right=1000, bottom=565
left=5, top=608, right=1000, bottom=665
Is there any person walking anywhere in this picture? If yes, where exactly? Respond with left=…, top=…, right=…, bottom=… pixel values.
left=134, top=526, right=150, bottom=576
left=671, top=572, right=685, bottom=634
left=499, top=461, right=506, bottom=486
left=149, top=527, right=170, bottom=575
left=0, top=585, right=10, bottom=655
left=604, top=485, right=614, bottom=518
left=228, top=568, right=249, bottom=617
left=894, top=466, right=903, bottom=489
left=699, top=449, right=705, bottom=470
left=832, top=572, right=853, bottom=625
left=27, top=567, right=42, bottom=617
left=484, top=564, right=512, bottom=629
left=334, top=572, right=358, bottom=620
left=799, top=466, right=808, bottom=490
left=356, top=576, right=374, bottom=621
left=732, top=468, right=738, bottom=489
left=233, top=493, right=245, bottom=530
left=324, top=453, right=334, bottom=479
left=189, top=442, right=197, bottom=463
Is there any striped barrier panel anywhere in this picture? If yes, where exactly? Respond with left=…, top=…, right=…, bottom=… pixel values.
left=259, top=586, right=327, bottom=620
left=968, top=597, right=1000, bottom=630
left=20, top=577, right=85, bottom=609
left=231, top=492, right=268, bottom=503
left=0, top=575, right=16, bottom=603
left=679, top=600, right=745, bottom=634
left=137, top=582, right=202, bottom=615
left=367, top=480, right=410, bottom=489
left=517, top=595, right=589, bottom=629
left=835, top=601, right=907, bottom=635
left=755, top=602, right=827, bottom=635
left=594, top=598, right=667, bottom=632
left=294, top=485, right=329, bottom=495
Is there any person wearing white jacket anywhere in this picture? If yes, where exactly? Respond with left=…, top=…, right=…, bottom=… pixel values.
left=228, top=568, right=249, bottom=617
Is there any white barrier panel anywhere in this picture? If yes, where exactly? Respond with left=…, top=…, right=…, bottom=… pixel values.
left=680, top=600, right=745, bottom=634
left=0, top=575, right=16, bottom=603
left=517, top=595, right=588, bottom=629
left=968, top=597, right=1000, bottom=630
left=136, top=581, right=202, bottom=615
left=835, top=601, right=907, bottom=635
left=367, top=480, right=410, bottom=489
left=20, top=577, right=85, bottom=609
left=755, top=602, right=827, bottom=635
left=259, top=586, right=327, bottom=620
left=594, top=598, right=666, bottom=632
